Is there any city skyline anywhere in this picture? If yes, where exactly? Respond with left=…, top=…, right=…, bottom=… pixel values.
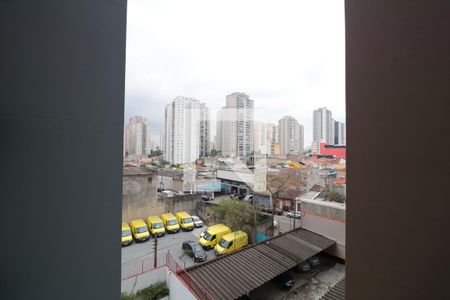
left=127, top=96, right=344, bottom=151
left=124, top=0, right=345, bottom=147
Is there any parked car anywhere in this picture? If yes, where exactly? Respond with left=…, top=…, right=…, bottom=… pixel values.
left=308, top=255, right=320, bottom=266
left=244, top=195, right=254, bottom=202
left=121, top=222, right=133, bottom=247
left=175, top=211, right=195, bottom=231
left=146, top=215, right=166, bottom=237
left=263, top=207, right=284, bottom=215
left=182, top=241, right=207, bottom=262
left=199, top=224, right=232, bottom=250
left=286, top=211, right=301, bottom=219
left=273, top=272, right=295, bottom=289
left=192, top=215, right=203, bottom=228
left=129, top=219, right=150, bottom=242
left=296, top=261, right=311, bottom=273
left=201, top=194, right=210, bottom=201
left=160, top=213, right=180, bottom=233
left=214, top=231, right=248, bottom=256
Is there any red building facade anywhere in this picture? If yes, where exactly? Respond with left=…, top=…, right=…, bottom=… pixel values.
left=319, top=142, right=346, bottom=159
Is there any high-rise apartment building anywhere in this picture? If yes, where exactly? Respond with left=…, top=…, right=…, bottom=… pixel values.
left=254, top=121, right=273, bottom=155
left=334, top=120, right=346, bottom=145
left=313, top=107, right=334, bottom=145
left=216, top=92, right=254, bottom=157
left=265, top=123, right=276, bottom=155
left=124, top=116, right=151, bottom=156
left=278, top=116, right=304, bottom=155
left=199, top=103, right=210, bottom=157
left=163, top=97, right=206, bottom=164
left=160, top=127, right=165, bottom=153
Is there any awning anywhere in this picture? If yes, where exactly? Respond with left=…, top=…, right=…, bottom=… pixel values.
left=181, top=227, right=335, bottom=300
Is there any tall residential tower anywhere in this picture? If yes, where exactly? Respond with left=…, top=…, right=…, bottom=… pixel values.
left=163, top=97, right=208, bottom=164
left=216, top=92, right=254, bottom=157
left=278, top=116, right=304, bottom=155
left=124, top=116, right=151, bottom=156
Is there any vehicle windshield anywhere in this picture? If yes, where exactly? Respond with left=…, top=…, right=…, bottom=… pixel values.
left=182, top=217, right=193, bottom=224
left=192, top=243, right=204, bottom=252
left=167, top=219, right=178, bottom=226
left=152, top=222, right=164, bottom=229
left=218, top=239, right=230, bottom=248
left=122, top=229, right=131, bottom=237
left=203, top=230, right=212, bottom=241
left=192, top=216, right=199, bottom=222
left=136, top=226, right=148, bottom=233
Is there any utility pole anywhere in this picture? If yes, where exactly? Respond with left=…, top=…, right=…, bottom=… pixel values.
left=293, top=207, right=296, bottom=229
left=153, top=233, right=158, bottom=268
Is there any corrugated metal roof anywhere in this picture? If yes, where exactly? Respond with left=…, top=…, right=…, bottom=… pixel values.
left=320, top=277, right=345, bottom=300
left=182, top=228, right=335, bottom=300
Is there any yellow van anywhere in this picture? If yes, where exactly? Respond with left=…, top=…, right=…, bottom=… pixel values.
left=146, top=215, right=166, bottom=237
left=160, top=213, right=180, bottom=233
left=129, top=219, right=150, bottom=242
left=175, top=211, right=194, bottom=231
left=199, top=224, right=231, bottom=250
left=121, top=222, right=133, bottom=246
left=214, top=231, right=248, bottom=256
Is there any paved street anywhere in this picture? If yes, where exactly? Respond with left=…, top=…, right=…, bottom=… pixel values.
left=274, top=214, right=301, bottom=234
left=122, top=214, right=301, bottom=267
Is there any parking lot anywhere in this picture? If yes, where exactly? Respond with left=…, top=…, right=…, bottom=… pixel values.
left=121, top=226, right=217, bottom=268
left=249, top=254, right=345, bottom=300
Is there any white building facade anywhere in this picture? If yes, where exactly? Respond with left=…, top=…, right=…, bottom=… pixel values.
left=334, top=120, right=346, bottom=145
left=216, top=92, right=254, bottom=157
left=313, top=107, right=334, bottom=146
left=124, top=116, right=151, bottom=156
left=199, top=103, right=210, bottom=157
left=164, top=97, right=204, bottom=165
left=278, top=115, right=304, bottom=155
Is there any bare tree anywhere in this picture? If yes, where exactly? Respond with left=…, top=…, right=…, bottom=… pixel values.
left=266, top=169, right=298, bottom=234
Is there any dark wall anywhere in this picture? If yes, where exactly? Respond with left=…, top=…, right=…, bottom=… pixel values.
left=346, top=1, right=450, bottom=299
left=0, top=1, right=127, bottom=299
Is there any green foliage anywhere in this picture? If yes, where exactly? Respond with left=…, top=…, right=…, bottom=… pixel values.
left=210, top=149, right=218, bottom=157
left=121, top=281, right=169, bottom=300
left=324, top=190, right=345, bottom=203
left=206, top=199, right=258, bottom=232
left=149, top=149, right=163, bottom=157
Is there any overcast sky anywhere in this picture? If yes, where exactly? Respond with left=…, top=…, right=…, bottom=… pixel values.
left=125, top=0, right=345, bottom=147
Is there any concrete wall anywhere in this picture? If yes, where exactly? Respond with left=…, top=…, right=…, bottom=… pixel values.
left=122, top=172, right=159, bottom=222
left=121, top=267, right=168, bottom=295
left=167, top=272, right=197, bottom=300
left=302, top=202, right=346, bottom=222
left=158, top=175, right=184, bottom=192
left=300, top=202, right=346, bottom=259
left=122, top=169, right=202, bottom=222
left=163, top=194, right=201, bottom=216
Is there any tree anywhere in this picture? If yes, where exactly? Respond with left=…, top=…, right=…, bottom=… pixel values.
left=210, top=149, right=218, bottom=157
left=266, top=168, right=299, bottom=232
left=323, top=189, right=345, bottom=203
left=206, top=199, right=259, bottom=233
left=149, top=149, right=163, bottom=157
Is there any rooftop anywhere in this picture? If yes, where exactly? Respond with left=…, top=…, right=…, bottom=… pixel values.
left=320, top=277, right=345, bottom=300
left=181, top=227, right=335, bottom=300
left=157, top=169, right=183, bottom=178
left=123, top=166, right=153, bottom=176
